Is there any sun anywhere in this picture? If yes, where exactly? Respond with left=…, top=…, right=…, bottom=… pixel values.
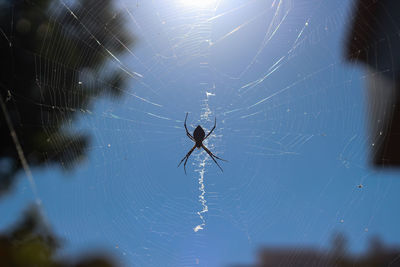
left=179, top=0, right=218, bottom=9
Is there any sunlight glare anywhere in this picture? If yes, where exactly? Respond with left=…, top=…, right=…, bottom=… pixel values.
left=179, top=0, right=217, bottom=8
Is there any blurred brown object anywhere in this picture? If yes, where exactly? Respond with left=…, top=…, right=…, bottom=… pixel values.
left=232, top=234, right=400, bottom=267
left=346, top=0, right=400, bottom=167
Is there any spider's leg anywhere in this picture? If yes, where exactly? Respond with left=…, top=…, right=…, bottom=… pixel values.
left=210, top=153, right=227, bottom=162
left=202, top=144, right=227, bottom=161
left=178, top=145, right=194, bottom=167
left=182, top=146, right=196, bottom=174
left=184, top=112, right=195, bottom=141
left=186, top=132, right=194, bottom=141
left=201, top=144, right=225, bottom=172
left=182, top=154, right=191, bottom=174
left=204, top=117, right=216, bottom=140
left=178, top=145, right=196, bottom=174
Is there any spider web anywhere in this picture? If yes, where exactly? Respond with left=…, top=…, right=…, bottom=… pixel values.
left=2, top=0, right=400, bottom=266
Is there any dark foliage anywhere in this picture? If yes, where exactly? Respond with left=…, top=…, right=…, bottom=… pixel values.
left=0, top=0, right=134, bottom=195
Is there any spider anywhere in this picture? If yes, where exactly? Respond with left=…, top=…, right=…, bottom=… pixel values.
left=178, top=113, right=226, bottom=174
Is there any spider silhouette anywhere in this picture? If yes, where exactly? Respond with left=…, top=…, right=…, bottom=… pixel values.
left=178, top=113, right=226, bottom=174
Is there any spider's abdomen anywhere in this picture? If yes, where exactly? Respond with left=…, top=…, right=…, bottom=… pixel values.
left=193, top=125, right=205, bottom=147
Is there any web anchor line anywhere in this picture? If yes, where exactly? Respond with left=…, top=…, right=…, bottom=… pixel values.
left=0, top=91, right=40, bottom=203
left=0, top=89, right=50, bottom=232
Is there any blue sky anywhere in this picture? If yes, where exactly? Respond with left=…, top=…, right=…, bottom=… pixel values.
left=1, top=0, right=400, bottom=266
